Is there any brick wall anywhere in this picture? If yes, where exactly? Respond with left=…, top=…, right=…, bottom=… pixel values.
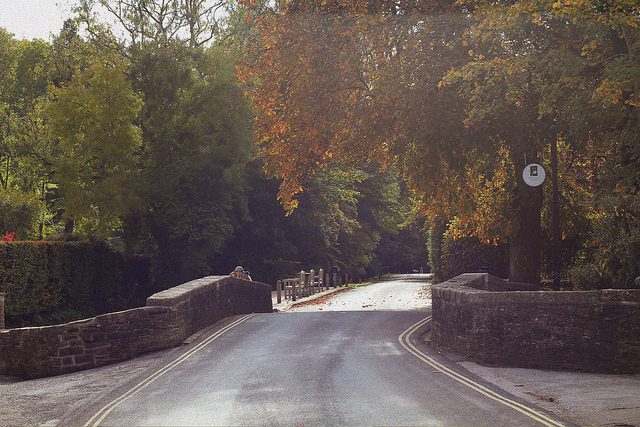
left=430, top=273, right=640, bottom=374
left=0, top=276, right=272, bottom=378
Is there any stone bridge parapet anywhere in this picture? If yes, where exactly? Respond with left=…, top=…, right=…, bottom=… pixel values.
left=431, top=273, right=640, bottom=374
left=0, top=276, right=271, bottom=378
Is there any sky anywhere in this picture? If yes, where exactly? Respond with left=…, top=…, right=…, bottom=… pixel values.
left=0, top=0, right=75, bottom=40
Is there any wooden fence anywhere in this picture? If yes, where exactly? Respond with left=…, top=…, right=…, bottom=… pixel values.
left=276, top=269, right=350, bottom=304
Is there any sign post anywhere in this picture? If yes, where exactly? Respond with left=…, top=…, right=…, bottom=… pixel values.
left=550, top=125, right=561, bottom=288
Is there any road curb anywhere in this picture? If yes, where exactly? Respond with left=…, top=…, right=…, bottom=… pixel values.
left=272, top=287, right=351, bottom=312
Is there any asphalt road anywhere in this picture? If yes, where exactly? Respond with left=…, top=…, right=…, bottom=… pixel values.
left=3, top=275, right=638, bottom=426
left=65, top=308, right=566, bottom=426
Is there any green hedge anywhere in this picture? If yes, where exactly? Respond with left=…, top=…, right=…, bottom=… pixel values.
left=0, top=241, right=149, bottom=327
left=440, top=235, right=509, bottom=281
left=428, top=220, right=447, bottom=284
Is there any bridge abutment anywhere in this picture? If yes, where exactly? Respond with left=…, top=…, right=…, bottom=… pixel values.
left=431, top=273, right=640, bottom=374
left=0, top=277, right=271, bottom=378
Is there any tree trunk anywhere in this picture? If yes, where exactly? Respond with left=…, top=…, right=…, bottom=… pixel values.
left=428, top=218, right=447, bottom=284
left=64, top=218, right=74, bottom=235
left=509, top=175, right=544, bottom=285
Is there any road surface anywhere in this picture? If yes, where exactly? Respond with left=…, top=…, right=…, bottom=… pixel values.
left=3, top=275, right=637, bottom=426
left=64, top=277, right=565, bottom=426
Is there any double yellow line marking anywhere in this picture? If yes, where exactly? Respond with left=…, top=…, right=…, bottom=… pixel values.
left=85, top=314, right=255, bottom=427
left=87, top=313, right=563, bottom=426
left=399, top=316, right=565, bottom=427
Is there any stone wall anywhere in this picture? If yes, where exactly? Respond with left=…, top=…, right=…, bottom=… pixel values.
left=431, top=273, right=640, bottom=374
left=0, top=276, right=272, bottom=378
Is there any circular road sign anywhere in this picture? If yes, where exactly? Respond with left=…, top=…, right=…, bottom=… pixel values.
left=523, top=163, right=546, bottom=187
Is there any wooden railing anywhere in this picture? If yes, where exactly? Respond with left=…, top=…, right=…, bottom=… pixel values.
left=276, top=269, right=350, bottom=304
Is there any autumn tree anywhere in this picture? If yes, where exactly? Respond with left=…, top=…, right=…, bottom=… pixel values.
left=445, top=0, right=640, bottom=285
left=545, top=0, right=640, bottom=287
left=243, top=0, right=640, bottom=285
left=437, top=2, right=571, bottom=282
left=239, top=1, right=495, bottom=276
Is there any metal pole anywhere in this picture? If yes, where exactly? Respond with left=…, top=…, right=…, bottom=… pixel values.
left=550, top=125, right=561, bottom=288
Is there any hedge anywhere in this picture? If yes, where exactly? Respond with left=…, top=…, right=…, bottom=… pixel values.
left=0, top=241, right=149, bottom=327
left=440, top=235, right=509, bottom=281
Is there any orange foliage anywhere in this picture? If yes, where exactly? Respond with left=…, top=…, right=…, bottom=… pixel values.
left=238, top=6, right=391, bottom=211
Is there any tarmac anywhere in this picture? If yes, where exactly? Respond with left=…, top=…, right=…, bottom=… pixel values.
left=272, top=279, right=640, bottom=427
left=0, top=280, right=637, bottom=426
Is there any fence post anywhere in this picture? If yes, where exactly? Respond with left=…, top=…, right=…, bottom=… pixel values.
left=299, top=271, right=306, bottom=299
left=277, top=280, right=282, bottom=304
left=319, top=268, right=324, bottom=291
left=345, top=273, right=349, bottom=286
left=0, top=293, right=5, bottom=330
left=309, top=269, right=316, bottom=294
left=292, top=278, right=297, bottom=302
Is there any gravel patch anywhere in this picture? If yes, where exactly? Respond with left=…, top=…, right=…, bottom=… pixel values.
left=0, top=348, right=173, bottom=426
left=288, top=274, right=433, bottom=312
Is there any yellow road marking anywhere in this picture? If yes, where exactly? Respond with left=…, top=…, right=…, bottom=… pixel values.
left=399, top=316, right=565, bottom=427
left=85, top=314, right=255, bottom=427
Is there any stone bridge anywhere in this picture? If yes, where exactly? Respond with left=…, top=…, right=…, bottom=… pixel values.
left=0, top=276, right=272, bottom=379
left=431, top=273, right=640, bottom=374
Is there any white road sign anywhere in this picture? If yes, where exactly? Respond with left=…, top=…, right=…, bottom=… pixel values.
left=523, top=163, right=546, bottom=187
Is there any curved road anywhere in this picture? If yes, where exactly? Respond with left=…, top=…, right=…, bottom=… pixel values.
left=66, top=278, right=567, bottom=426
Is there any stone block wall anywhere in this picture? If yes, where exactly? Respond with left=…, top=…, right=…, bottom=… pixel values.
left=431, top=273, right=640, bottom=374
left=0, top=276, right=272, bottom=378
left=147, top=275, right=273, bottom=337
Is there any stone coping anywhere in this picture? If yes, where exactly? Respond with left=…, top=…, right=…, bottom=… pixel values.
left=146, top=275, right=227, bottom=306
left=433, top=273, right=640, bottom=304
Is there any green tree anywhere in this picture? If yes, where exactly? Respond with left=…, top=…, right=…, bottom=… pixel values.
left=74, top=0, right=257, bottom=285
left=0, top=187, right=44, bottom=239
left=209, top=158, right=302, bottom=285
left=8, top=38, right=54, bottom=198
left=45, top=56, right=142, bottom=236
left=336, top=168, right=407, bottom=278
left=126, top=42, right=254, bottom=287
left=569, top=193, right=640, bottom=289
left=0, top=31, right=51, bottom=237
